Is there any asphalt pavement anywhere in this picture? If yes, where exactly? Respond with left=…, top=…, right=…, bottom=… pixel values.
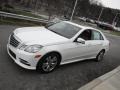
left=0, top=25, right=120, bottom=90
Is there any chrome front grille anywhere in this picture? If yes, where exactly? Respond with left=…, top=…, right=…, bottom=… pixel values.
left=10, top=34, right=20, bottom=48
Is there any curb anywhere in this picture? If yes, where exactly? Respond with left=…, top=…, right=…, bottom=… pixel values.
left=78, top=66, right=120, bottom=90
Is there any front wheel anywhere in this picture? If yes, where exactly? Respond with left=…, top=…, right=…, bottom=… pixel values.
left=95, top=50, right=105, bottom=62
left=36, top=53, right=60, bottom=73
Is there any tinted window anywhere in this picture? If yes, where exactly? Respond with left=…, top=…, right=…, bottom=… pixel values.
left=79, top=30, right=92, bottom=40
left=47, top=22, right=81, bottom=38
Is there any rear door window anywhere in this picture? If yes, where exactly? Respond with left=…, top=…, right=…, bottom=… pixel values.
left=92, top=30, right=104, bottom=40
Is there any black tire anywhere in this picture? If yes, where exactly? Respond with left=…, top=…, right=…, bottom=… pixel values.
left=95, top=50, right=105, bottom=62
left=36, top=53, right=61, bottom=73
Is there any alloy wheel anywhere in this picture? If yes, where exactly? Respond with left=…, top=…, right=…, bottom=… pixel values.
left=42, top=56, right=58, bottom=72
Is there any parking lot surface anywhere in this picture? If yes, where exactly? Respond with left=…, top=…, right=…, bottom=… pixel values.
left=0, top=25, right=120, bottom=90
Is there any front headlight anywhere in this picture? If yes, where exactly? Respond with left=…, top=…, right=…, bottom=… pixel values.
left=19, top=45, right=43, bottom=53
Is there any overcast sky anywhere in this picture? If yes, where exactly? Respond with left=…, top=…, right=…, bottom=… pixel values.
left=101, top=0, right=120, bottom=9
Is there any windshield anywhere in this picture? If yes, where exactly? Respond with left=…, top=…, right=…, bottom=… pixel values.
left=47, top=22, right=81, bottom=39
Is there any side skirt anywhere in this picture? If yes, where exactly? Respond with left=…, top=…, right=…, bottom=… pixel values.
left=60, top=57, right=96, bottom=65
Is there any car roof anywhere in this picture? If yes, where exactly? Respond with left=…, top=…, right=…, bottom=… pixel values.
left=64, top=21, right=100, bottom=32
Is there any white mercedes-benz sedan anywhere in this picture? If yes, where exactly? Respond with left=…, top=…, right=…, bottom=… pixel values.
left=7, top=21, right=109, bottom=73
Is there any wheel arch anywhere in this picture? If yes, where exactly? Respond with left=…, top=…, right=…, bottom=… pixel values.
left=36, top=51, right=62, bottom=72
left=96, top=49, right=106, bottom=57
left=101, top=49, right=105, bottom=53
left=37, top=51, right=62, bottom=67
left=43, top=51, right=62, bottom=61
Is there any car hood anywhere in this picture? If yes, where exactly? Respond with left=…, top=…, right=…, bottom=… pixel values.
left=14, top=26, right=69, bottom=46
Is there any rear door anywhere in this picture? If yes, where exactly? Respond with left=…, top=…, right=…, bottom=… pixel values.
left=90, top=30, right=104, bottom=56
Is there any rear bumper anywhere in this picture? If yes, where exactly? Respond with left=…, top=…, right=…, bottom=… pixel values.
left=7, top=44, right=40, bottom=70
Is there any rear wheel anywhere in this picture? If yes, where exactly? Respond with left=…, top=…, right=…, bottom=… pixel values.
left=36, top=53, right=61, bottom=73
left=95, top=50, right=105, bottom=62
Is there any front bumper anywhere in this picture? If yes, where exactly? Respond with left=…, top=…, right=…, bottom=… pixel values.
left=7, top=44, right=40, bottom=70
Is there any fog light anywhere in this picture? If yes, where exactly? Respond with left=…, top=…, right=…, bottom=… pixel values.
left=19, top=58, right=30, bottom=66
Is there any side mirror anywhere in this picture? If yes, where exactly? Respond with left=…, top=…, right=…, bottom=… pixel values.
left=76, top=38, right=85, bottom=44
